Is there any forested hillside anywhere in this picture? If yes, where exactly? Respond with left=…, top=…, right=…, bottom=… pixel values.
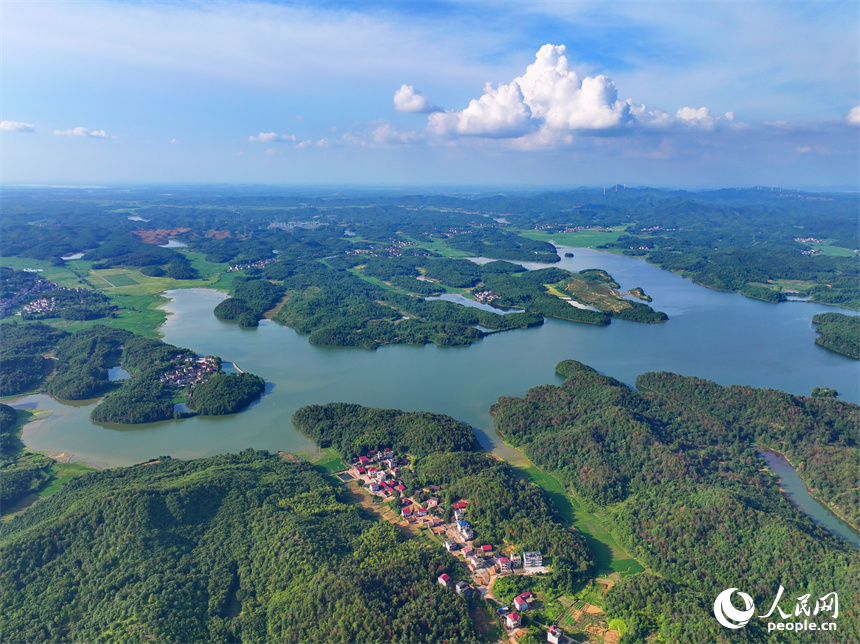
left=812, top=312, right=860, bottom=359
left=0, top=451, right=484, bottom=643
left=491, top=361, right=860, bottom=643
left=292, top=402, right=481, bottom=458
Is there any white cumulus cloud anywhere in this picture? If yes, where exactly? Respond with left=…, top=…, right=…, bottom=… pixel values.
left=846, top=106, right=860, bottom=125
left=416, top=44, right=735, bottom=147
left=54, top=126, right=110, bottom=138
left=428, top=81, right=533, bottom=137
left=515, top=44, right=629, bottom=131
left=430, top=43, right=635, bottom=140
left=393, top=85, right=440, bottom=113
left=249, top=132, right=296, bottom=143
left=674, top=107, right=717, bottom=130
left=1, top=120, right=36, bottom=132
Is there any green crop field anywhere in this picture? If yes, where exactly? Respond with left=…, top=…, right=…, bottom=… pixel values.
left=517, top=227, right=625, bottom=248
left=100, top=273, right=139, bottom=287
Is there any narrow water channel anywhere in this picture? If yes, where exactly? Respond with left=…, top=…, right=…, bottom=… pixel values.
left=759, top=450, right=860, bottom=549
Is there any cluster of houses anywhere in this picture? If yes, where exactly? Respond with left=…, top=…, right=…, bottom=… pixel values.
left=20, top=296, right=60, bottom=316
left=472, top=290, right=500, bottom=304
left=349, top=449, right=409, bottom=497
left=227, top=258, right=277, bottom=272
left=0, top=274, right=57, bottom=317
left=498, top=594, right=566, bottom=642
left=17, top=287, right=97, bottom=318
left=159, top=356, right=219, bottom=388
left=343, top=240, right=429, bottom=259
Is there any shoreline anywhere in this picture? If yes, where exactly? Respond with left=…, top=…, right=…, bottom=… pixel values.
left=758, top=446, right=860, bottom=535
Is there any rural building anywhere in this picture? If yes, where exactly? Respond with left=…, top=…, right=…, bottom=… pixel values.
left=497, top=557, right=512, bottom=574
left=505, top=612, right=521, bottom=629
left=437, top=573, right=452, bottom=587
left=444, top=539, right=459, bottom=552
left=513, top=593, right=529, bottom=611
left=548, top=625, right=563, bottom=644
left=454, top=581, right=473, bottom=596
left=453, top=508, right=465, bottom=521
left=511, top=553, right=522, bottom=568
left=524, top=551, right=543, bottom=567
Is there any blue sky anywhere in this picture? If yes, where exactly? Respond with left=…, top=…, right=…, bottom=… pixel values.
left=2, top=0, right=858, bottom=188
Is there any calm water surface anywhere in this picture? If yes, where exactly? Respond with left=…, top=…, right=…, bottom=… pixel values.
left=759, top=450, right=860, bottom=548
left=16, top=247, right=859, bottom=469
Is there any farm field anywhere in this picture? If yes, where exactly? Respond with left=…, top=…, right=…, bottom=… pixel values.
left=517, top=227, right=626, bottom=248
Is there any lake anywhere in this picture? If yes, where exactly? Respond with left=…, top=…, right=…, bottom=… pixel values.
left=16, top=246, right=859, bottom=469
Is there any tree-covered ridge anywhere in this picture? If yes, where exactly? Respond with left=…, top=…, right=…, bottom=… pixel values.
left=404, top=452, right=594, bottom=592
left=812, top=312, right=860, bottom=359
left=491, top=361, right=860, bottom=643
left=43, top=326, right=133, bottom=400
left=270, top=260, right=541, bottom=350
left=292, top=402, right=481, bottom=458
left=188, top=372, right=266, bottom=415
left=0, top=451, right=484, bottom=643
left=635, top=370, right=860, bottom=527
left=0, top=323, right=69, bottom=396
left=258, top=254, right=662, bottom=349
left=213, top=275, right=284, bottom=327
left=0, top=403, right=57, bottom=512
left=84, top=230, right=198, bottom=280
left=444, top=228, right=560, bottom=262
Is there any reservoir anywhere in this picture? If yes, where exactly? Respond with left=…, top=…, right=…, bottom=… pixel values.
left=16, top=246, right=859, bottom=469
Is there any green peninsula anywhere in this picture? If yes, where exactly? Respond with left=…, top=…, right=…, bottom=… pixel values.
left=491, top=360, right=860, bottom=642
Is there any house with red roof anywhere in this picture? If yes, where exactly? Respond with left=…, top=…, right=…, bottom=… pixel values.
left=437, top=573, right=452, bottom=587
left=513, top=593, right=529, bottom=611
left=480, top=544, right=493, bottom=553
left=505, top=612, right=521, bottom=629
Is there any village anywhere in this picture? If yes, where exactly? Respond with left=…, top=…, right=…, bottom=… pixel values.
left=159, top=355, right=220, bottom=388
left=340, top=449, right=613, bottom=644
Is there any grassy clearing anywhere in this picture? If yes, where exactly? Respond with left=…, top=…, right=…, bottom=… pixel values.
left=40, top=292, right=171, bottom=337
left=516, top=227, right=625, bottom=248
left=295, top=447, right=348, bottom=474
left=37, top=462, right=96, bottom=498
left=184, top=251, right=229, bottom=277
left=405, top=236, right=472, bottom=258
left=0, top=257, right=90, bottom=289
left=89, top=268, right=215, bottom=296
left=101, top=273, right=139, bottom=287
left=509, top=451, right=641, bottom=576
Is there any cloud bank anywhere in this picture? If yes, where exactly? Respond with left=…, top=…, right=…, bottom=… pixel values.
left=418, top=44, right=735, bottom=146
left=847, top=106, right=860, bottom=125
